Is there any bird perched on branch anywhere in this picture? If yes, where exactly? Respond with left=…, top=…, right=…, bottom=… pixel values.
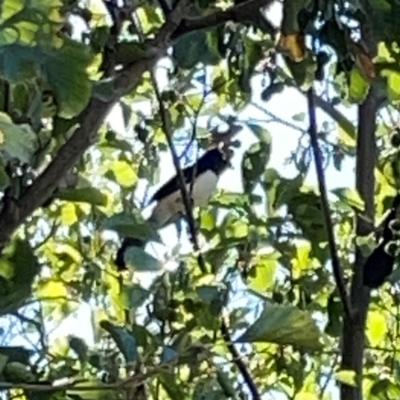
left=114, top=121, right=241, bottom=272
left=363, top=194, right=400, bottom=289
left=148, top=143, right=233, bottom=228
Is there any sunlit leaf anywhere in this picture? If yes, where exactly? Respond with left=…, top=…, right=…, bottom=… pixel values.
left=332, top=187, right=364, bottom=211
left=36, top=280, right=68, bottom=299
left=109, top=160, right=138, bottom=188
left=59, top=203, right=78, bottom=226
left=349, top=67, right=369, bottom=103
left=335, top=370, right=357, bottom=387
left=366, top=311, right=387, bottom=347
left=238, top=303, right=323, bottom=351
left=248, top=252, right=279, bottom=293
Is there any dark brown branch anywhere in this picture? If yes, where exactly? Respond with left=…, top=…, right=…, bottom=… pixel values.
left=220, top=318, right=262, bottom=400
left=340, top=85, right=380, bottom=400
left=158, top=0, right=171, bottom=16
left=306, top=89, right=352, bottom=318
left=171, top=0, right=274, bottom=39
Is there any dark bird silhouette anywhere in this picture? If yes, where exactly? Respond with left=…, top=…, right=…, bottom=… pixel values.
left=363, top=194, right=400, bottom=289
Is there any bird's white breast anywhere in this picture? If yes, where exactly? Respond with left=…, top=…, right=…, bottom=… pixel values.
left=188, top=170, right=219, bottom=207
left=149, top=170, right=219, bottom=228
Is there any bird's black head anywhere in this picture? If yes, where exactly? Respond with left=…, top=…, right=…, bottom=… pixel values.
left=197, top=146, right=231, bottom=175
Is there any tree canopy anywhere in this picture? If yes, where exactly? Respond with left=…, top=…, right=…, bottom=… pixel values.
left=0, top=1, right=400, bottom=400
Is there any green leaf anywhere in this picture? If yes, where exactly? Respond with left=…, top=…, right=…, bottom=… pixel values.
left=0, top=45, right=41, bottom=81
left=173, top=30, right=220, bottom=70
left=68, top=336, right=89, bottom=364
left=210, top=191, right=249, bottom=208
left=121, top=284, right=151, bottom=309
left=0, top=112, right=37, bottom=163
left=349, top=67, right=369, bottom=103
left=366, top=311, right=387, bottom=347
left=248, top=252, right=279, bottom=293
left=285, top=54, right=317, bottom=89
left=159, top=372, right=186, bottom=399
left=124, top=247, right=161, bottom=272
left=0, top=1, right=63, bottom=46
left=59, top=203, right=78, bottom=226
left=196, top=285, right=222, bottom=304
left=334, top=370, right=357, bottom=387
left=246, top=123, right=272, bottom=143
left=241, top=125, right=271, bottom=192
left=332, top=187, right=364, bottom=211
left=43, top=39, right=93, bottom=118
left=292, top=112, right=306, bottom=121
left=0, top=346, right=31, bottom=365
left=54, top=187, right=107, bottom=206
left=103, top=211, right=160, bottom=242
left=0, top=159, right=10, bottom=189
left=36, top=280, right=68, bottom=299
left=221, top=215, right=249, bottom=241
left=238, top=303, right=323, bottom=351
left=109, top=160, right=137, bottom=188
left=6, top=239, right=39, bottom=285
left=385, top=69, right=400, bottom=103
left=99, top=320, right=139, bottom=363
left=370, top=378, right=400, bottom=398
left=0, top=353, right=8, bottom=375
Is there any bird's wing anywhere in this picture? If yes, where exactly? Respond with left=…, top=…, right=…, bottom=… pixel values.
left=150, top=164, right=197, bottom=203
left=148, top=170, right=219, bottom=229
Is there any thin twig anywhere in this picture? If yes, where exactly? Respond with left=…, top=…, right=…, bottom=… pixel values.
left=306, top=88, right=352, bottom=318
left=151, top=74, right=207, bottom=273
left=220, top=317, right=262, bottom=400
left=12, top=311, right=47, bottom=356
left=319, top=352, right=339, bottom=399
left=171, top=0, right=275, bottom=39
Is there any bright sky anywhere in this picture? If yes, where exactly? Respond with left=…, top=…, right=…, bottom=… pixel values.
left=2, top=2, right=359, bottom=398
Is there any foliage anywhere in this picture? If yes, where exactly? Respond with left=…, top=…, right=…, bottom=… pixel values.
left=0, top=1, right=400, bottom=400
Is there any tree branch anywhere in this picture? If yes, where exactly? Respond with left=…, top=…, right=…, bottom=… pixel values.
left=171, top=0, right=274, bottom=39
left=306, top=88, right=352, bottom=318
left=220, top=317, right=262, bottom=400
left=151, top=70, right=207, bottom=273
left=340, top=85, right=380, bottom=400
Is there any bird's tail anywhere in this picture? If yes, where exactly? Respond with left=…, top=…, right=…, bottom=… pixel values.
left=148, top=198, right=183, bottom=229
left=115, top=237, right=145, bottom=272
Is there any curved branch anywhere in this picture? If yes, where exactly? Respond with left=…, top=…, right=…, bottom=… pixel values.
left=306, top=89, right=352, bottom=318
left=220, top=318, right=262, bottom=400
left=172, top=0, right=275, bottom=39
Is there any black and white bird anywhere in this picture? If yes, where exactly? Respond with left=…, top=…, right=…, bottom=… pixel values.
left=363, top=194, right=400, bottom=289
left=114, top=142, right=235, bottom=272
left=148, top=145, right=232, bottom=228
